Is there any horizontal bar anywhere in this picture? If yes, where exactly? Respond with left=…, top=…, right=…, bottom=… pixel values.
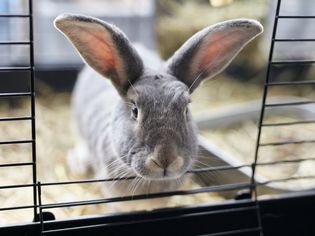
left=39, top=165, right=251, bottom=187
left=271, top=60, right=315, bottom=65
left=40, top=182, right=252, bottom=209
left=0, top=67, right=32, bottom=71
left=1, top=157, right=312, bottom=187
left=274, top=38, right=315, bottom=42
left=0, top=41, right=30, bottom=45
left=42, top=206, right=259, bottom=234
left=0, top=159, right=308, bottom=186
left=0, top=198, right=256, bottom=215
left=265, top=101, right=315, bottom=107
left=258, top=175, right=315, bottom=186
left=257, top=157, right=315, bottom=166
left=0, top=183, right=34, bottom=190
left=192, top=158, right=315, bottom=173
left=43, top=215, right=260, bottom=235
left=0, top=162, right=33, bottom=168
left=0, top=92, right=32, bottom=97
left=0, top=205, right=36, bottom=212
left=266, top=80, right=315, bottom=86
left=189, top=164, right=251, bottom=174
left=0, top=14, right=30, bottom=18
left=260, top=139, right=315, bottom=147
left=262, top=120, right=315, bottom=127
left=41, top=176, right=137, bottom=186
left=203, top=227, right=262, bottom=236
left=0, top=139, right=33, bottom=145
left=278, top=15, right=315, bottom=19
left=0, top=116, right=32, bottom=122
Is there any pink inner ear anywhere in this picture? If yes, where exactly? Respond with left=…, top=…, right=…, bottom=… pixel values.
left=197, top=30, right=241, bottom=71
left=78, top=26, right=117, bottom=72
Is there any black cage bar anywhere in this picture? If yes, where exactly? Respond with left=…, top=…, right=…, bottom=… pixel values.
left=1, top=0, right=315, bottom=235
left=0, top=0, right=37, bottom=220
left=253, top=0, right=315, bottom=184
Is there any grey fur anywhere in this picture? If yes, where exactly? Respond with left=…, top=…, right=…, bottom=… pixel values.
left=54, top=14, right=263, bottom=196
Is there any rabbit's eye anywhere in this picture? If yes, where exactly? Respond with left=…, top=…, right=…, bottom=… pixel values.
left=131, top=104, right=138, bottom=119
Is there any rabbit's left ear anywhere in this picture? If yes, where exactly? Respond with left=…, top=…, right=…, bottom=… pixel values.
left=54, top=14, right=143, bottom=94
left=166, top=19, right=263, bottom=92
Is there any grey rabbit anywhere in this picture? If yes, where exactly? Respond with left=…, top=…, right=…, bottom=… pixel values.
left=54, top=14, right=263, bottom=197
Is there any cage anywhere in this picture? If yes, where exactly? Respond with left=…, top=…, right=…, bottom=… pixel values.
left=0, top=0, right=315, bottom=235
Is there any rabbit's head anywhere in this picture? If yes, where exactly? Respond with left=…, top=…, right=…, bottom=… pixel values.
left=54, top=14, right=263, bottom=180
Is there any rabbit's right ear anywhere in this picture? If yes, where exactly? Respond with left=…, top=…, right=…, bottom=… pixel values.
left=165, top=19, right=263, bottom=92
left=54, top=14, right=143, bottom=94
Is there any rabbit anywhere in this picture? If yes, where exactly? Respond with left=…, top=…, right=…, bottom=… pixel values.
left=54, top=14, right=263, bottom=198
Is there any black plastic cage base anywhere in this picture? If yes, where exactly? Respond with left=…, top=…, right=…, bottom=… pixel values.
left=1, top=191, right=314, bottom=236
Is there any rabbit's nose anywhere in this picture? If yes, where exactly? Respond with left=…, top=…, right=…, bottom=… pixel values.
left=150, top=158, right=165, bottom=169
left=149, top=156, right=184, bottom=174
left=150, top=157, right=172, bottom=170
left=145, top=143, right=184, bottom=176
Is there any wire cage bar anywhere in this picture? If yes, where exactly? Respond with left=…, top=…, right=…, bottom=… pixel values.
left=253, top=0, right=315, bottom=191
left=1, top=0, right=315, bottom=235
left=0, top=0, right=38, bottom=221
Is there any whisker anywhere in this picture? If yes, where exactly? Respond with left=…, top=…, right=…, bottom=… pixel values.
left=193, top=159, right=213, bottom=168
left=131, top=177, right=142, bottom=197
left=126, top=178, right=135, bottom=195
left=189, top=70, right=204, bottom=92
left=146, top=180, right=151, bottom=195
left=128, top=176, right=140, bottom=197
left=124, top=102, right=134, bottom=107
left=191, top=172, right=206, bottom=186
left=176, top=177, right=184, bottom=190
left=128, top=80, right=139, bottom=96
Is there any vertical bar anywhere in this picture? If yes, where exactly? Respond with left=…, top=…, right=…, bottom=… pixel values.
left=251, top=0, right=282, bottom=195
left=251, top=1, right=282, bottom=235
left=29, top=0, right=38, bottom=220
left=38, top=182, right=44, bottom=235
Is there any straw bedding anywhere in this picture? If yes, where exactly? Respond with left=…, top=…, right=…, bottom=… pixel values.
left=0, top=77, right=314, bottom=224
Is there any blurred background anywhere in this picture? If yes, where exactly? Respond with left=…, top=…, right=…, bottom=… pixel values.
left=1, top=0, right=315, bottom=225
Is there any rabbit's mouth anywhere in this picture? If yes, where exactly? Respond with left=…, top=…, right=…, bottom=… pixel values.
left=131, top=155, right=191, bottom=180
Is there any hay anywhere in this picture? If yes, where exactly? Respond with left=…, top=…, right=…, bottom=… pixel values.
left=195, top=77, right=315, bottom=190
left=0, top=75, right=315, bottom=224
left=201, top=116, right=315, bottom=190
left=1, top=75, right=314, bottom=224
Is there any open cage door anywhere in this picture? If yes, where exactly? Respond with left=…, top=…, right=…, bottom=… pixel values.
left=0, top=0, right=315, bottom=236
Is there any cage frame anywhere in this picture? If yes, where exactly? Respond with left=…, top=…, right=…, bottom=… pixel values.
left=1, top=191, right=315, bottom=236
left=0, top=0, right=315, bottom=235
